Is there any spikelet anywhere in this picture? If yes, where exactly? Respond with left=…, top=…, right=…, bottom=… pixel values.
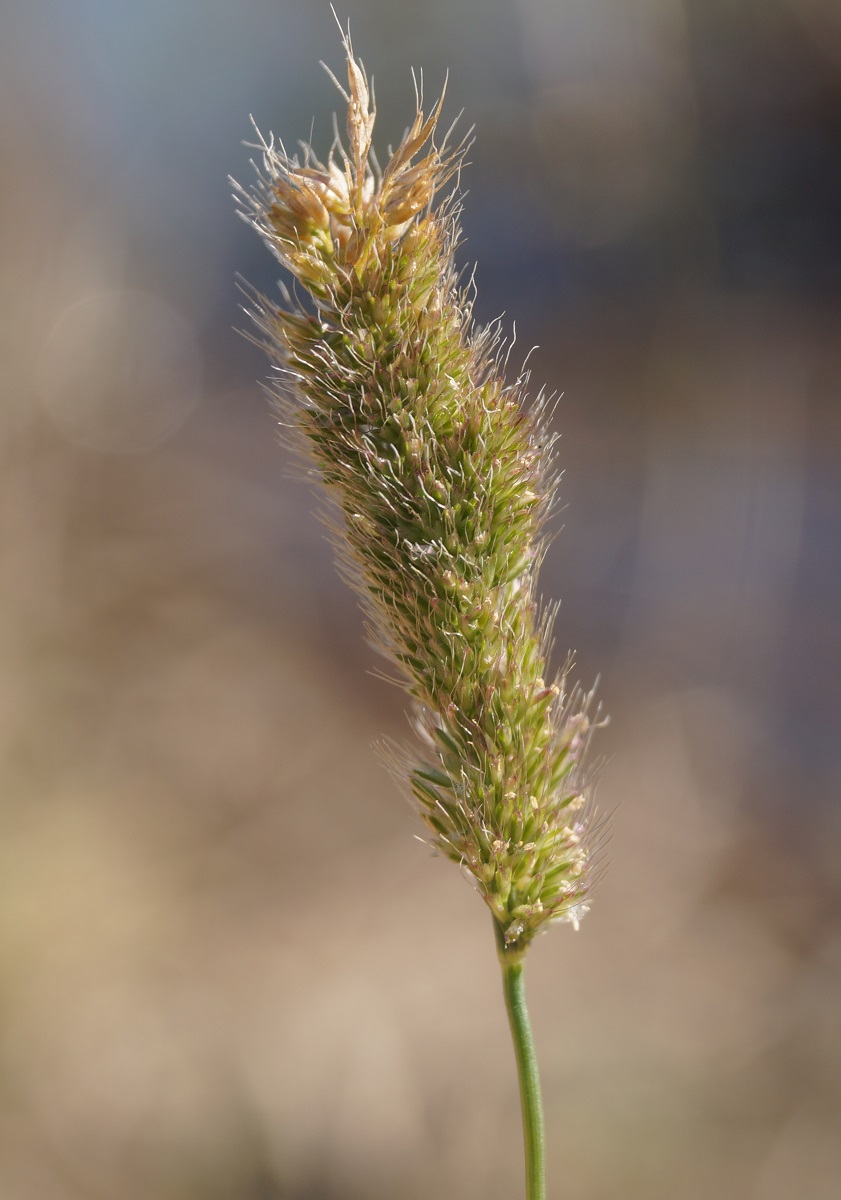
left=234, top=32, right=603, bottom=956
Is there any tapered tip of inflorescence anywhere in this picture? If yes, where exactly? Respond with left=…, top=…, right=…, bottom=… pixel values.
left=234, top=27, right=465, bottom=292
left=235, top=33, right=605, bottom=956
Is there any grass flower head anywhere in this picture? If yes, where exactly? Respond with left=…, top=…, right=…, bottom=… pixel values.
left=234, top=32, right=603, bottom=959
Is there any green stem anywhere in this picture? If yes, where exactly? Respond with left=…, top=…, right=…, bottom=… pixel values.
left=496, top=923, right=546, bottom=1200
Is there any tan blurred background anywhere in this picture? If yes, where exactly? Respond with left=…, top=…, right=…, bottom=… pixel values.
left=1, top=1, right=840, bottom=1197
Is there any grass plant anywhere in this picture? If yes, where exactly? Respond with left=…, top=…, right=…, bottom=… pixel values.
left=234, top=29, right=604, bottom=1199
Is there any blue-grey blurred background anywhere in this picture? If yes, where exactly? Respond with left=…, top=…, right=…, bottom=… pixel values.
left=1, top=2, right=840, bottom=1198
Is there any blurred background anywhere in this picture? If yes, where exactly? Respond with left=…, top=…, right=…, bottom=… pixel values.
left=1, top=1, right=840, bottom=1197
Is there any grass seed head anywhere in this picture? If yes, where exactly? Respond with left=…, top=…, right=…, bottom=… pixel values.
left=235, top=33, right=605, bottom=957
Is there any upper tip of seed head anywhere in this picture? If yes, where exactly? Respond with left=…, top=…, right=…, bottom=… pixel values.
left=252, top=25, right=468, bottom=278
left=322, top=16, right=376, bottom=184
left=345, top=48, right=375, bottom=178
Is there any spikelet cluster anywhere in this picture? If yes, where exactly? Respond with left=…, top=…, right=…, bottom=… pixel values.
left=235, top=36, right=601, bottom=956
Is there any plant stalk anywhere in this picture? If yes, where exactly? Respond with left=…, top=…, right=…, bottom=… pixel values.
left=496, top=922, right=546, bottom=1200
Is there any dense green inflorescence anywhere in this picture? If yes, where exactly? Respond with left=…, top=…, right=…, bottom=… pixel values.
left=235, top=39, right=601, bottom=955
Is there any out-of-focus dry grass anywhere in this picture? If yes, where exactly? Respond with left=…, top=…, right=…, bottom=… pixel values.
left=1, top=4, right=841, bottom=1199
